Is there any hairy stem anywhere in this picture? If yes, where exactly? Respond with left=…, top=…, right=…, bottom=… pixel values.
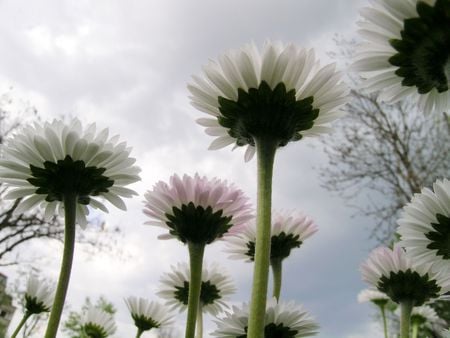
left=400, top=300, right=414, bottom=338
left=185, top=242, right=205, bottom=338
left=44, top=193, right=77, bottom=338
left=271, top=258, right=283, bottom=301
left=247, top=137, right=278, bottom=338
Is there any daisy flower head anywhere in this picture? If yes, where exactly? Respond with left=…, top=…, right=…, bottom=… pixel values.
left=158, top=262, right=235, bottom=316
left=360, top=244, right=450, bottom=306
left=0, top=118, right=140, bottom=228
left=410, top=305, right=440, bottom=327
left=354, top=0, right=450, bottom=114
left=143, top=173, right=253, bottom=245
left=188, top=41, right=348, bottom=161
left=226, top=209, right=317, bottom=262
left=212, top=298, right=319, bottom=338
left=24, top=275, right=54, bottom=314
left=398, top=178, right=450, bottom=272
left=357, top=288, right=390, bottom=307
left=81, top=307, right=116, bottom=338
left=125, top=297, right=173, bottom=333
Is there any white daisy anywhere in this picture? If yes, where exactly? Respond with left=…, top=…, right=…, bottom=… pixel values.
left=143, top=173, right=253, bottom=244
left=357, top=288, right=390, bottom=306
left=398, top=178, right=450, bottom=272
left=212, top=298, right=319, bottom=337
left=188, top=41, right=348, bottom=161
left=226, top=209, right=317, bottom=262
left=354, top=0, right=450, bottom=114
left=125, top=296, right=173, bottom=333
left=410, top=305, right=440, bottom=326
left=360, top=244, right=450, bottom=305
left=81, top=307, right=116, bottom=338
left=158, top=262, right=235, bottom=316
left=0, top=118, right=140, bottom=228
left=24, top=275, right=54, bottom=314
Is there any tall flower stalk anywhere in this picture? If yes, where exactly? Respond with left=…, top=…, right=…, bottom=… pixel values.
left=144, top=174, right=251, bottom=338
left=0, top=119, right=140, bottom=337
left=188, top=41, right=347, bottom=336
left=357, top=289, right=390, bottom=338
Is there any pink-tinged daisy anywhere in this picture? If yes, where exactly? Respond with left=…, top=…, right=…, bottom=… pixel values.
left=226, top=210, right=317, bottom=262
left=212, top=298, right=319, bottom=338
left=143, top=173, right=253, bottom=245
left=397, top=178, right=450, bottom=272
left=188, top=41, right=348, bottom=161
left=361, top=244, right=450, bottom=306
left=354, top=0, right=450, bottom=114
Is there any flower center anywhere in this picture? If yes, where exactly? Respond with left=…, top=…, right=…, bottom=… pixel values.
left=83, top=324, right=108, bottom=338
left=245, top=232, right=302, bottom=261
left=218, top=81, right=318, bottom=147
left=174, top=280, right=221, bottom=305
left=25, top=295, right=50, bottom=314
left=377, top=269, right=441, bottom=305
left=132, top=314, right=160, bottom=331
left=27, top=155, right=114, bottom=205
left=238, top=323, right=298, bottom=338
left=425, top=213, right=450, bottom=259
left=389, top=0, right=450, bottom=94
left=165, top=202, right=233, bottom=244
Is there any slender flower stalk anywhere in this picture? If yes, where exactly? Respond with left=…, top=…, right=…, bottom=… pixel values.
left=400, top=300, right=413, bottom=338
left=411, top=320, right=419, bottom=338
left=0, top=119, right=140, bottom=337
left=188, top=41, right=347, bottom=338
left=145, top=174, right=249, bottom=338
left=196, top=302, right=203, bottom=338
left=186, top=242, right=205, bottom=338
left=249, top=137, right=277, bottom=332
left=357, top=289, right=390, bottom=338
left=11, top=312, right=31, bottom=338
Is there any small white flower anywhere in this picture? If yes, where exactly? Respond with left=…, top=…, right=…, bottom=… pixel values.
left=357, top=289, right=390, bottom=306
left=125, top=296, right=173, bottom=332
left=212, top=298, right=319, bottom=337
left=82, top=307, right=116, bottom=338
left=360, top=244, right=450, bottom=305
left=188, top=41, right=348, bottom=161
left=158, top=262, right=235, bottom=316
left=226, top=209, right=317, bottom=262
left=0, top=118, right=140, bottom=228
left=24, top=275, right=54, bottom=314
left=398, top=178, right=450, bottom=272
left=410, top=305, right=440, bottom=326
left=144, top=173, right=253, bottom=244
left=354, top=0, right=450, bottom=114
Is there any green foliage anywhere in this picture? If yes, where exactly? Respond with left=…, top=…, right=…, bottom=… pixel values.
left=62, top=296, right=116, bottom=338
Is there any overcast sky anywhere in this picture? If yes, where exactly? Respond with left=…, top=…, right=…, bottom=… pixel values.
left=0, top=0, right=386, bottom=337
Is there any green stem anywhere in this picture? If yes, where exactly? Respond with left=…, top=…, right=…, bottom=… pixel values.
left=400, top=300, right=414, bottom=338
left=379, top=304, right=388, bottom=338
left=195, top=303, right=203, bottom=338
left=271, top=258, right=283, bottom=301
left=411, top=321, right=419, bottom=338
left=45, top=193, right=77, bottom=338
left=11, top=312, right=31, bottom=338
left=136, top=328, right=144, bottom=338
left=185, top=242, right=205, bottom=338
left=247, top=137, right=278, bottom=338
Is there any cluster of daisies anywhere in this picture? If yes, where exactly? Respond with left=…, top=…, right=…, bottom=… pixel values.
left=358, top=179, right=450, bottom=338
left=1, top=0, right=449, bottom=337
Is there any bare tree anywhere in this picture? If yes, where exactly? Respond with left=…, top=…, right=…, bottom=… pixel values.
left=320, top=37, right=450, bottom=244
